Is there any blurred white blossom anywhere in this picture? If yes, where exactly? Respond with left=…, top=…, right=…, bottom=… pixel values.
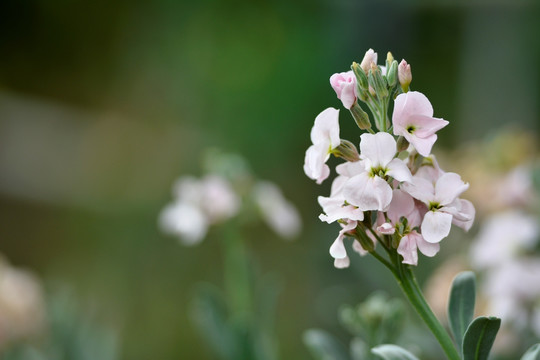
left=471, top=210, right=539, bottom=269
left=160, top=151, right=301, bottom=244
left=253, top=181, right=301, bottom=239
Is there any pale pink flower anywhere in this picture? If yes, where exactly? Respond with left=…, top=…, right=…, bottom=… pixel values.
left=402, top=172, right=471, bottom=243
left=303, top=108, right=341, bottom=184
left=342, top=133, right=411, bottom=211
left=330, top=71, right=357, bottom=109
left=376, top=189, right=439, bottom=265
left=392, top=91, right=449, bottom=157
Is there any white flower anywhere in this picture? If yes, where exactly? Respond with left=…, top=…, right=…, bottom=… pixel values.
left=483, top=259, right=540, bottom=334
left=343, top=132, right=411, bottom=211
left=173, top=175, right=240, bottom=223
left=161, top=175, right=240, bottom=245
left=402, top=172, right=472, bottom=243
left=253, top=181, right=302, bottom=239
left=318, top=161, right=365, bottom=224
left=303, top=108, right=341, bottom=184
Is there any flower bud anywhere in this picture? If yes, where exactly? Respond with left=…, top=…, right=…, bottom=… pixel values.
left=360, top=48, right=378, bottom=73
left=356, top=227, right=375, bottom=252
left=350, top=102, right=371, bottom=130
left=386, top=60, right=398, bottom=88
left=351, top=62, right=369, bottom=90
left=398, top=59, right=412, bottom=92
left=396, top=135, right=409, bottom=152
left=368, top=63, right=388, bottom=99
left=333, top=139, right=360, bottom=162
left=386, top=51, right=394, bottom=65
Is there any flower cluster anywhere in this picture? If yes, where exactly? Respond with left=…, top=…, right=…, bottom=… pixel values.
left=304, top=49, right=475, bottom=268
left=160, top=151, right=301, bottom=244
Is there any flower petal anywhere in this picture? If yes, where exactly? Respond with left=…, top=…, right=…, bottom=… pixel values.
left=451, top=199, right=475, bottom=231
left=393, top=91, right=434, bottom=128
left=401, top=175, right=435, bottom=204
left=334, top=256, right=350, bottom=269
left=407, top=133, right=437, bottom=157
left=377, top=222, right=395, bottom=234
left=359, top=132, right=397, bottom=168
left=421, top=211, right=453, bottom=243
left=435, top=172, right=469, bottom=205
left=352, top=239, right=369, bottom=256
left=318, top=196, right=364, bottom=223
left=387, top=189, right=415, bottom=224
left=303, top=144, right=331, bottom=184
left=397, top=234, right=418, bottom=265
left=343, top=172, right=393, bottom=211
left=386, top=158, right=412, bottom=182
left=409, top=114, right=449, bottom=138
left=336, top=160, right=365, bottom=178
left=311, top=107, right=340, bottom=149
left=413, top=231, right=440, bottom=257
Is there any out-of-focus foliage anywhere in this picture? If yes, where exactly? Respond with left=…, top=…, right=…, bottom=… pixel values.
left=3, top=290, right=119, bottom=360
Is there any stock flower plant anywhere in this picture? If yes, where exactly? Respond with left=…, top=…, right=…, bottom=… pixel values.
left=303, top=49, right=540, bottom=360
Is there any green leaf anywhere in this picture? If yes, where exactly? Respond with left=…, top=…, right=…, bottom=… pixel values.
left=521, top=344, right=540, bottom=360
left=448, top=271, right=476, bottom=350
left=371, top=344, right=419, bottom=360
left=462, top=316, right=501, bottom=360
left=190, top=285, right=237, bottom=360
left=303, top=329, right=349, bottom=360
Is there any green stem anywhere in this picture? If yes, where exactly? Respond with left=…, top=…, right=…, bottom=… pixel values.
left=395, top=263, right=461, bottom=360
left=367, top=244, right=460, bottom=359
left=381, top=99, right=388, bottom=132
left=223, top=224, right=252, bottom=324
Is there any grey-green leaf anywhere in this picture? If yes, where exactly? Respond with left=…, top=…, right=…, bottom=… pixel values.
left=448, top=271, right=476, bottom=350
left=462, top=316, right=501, bottom=360
left=521, top=343, right=540, bottom=360
left=303, top=329, right=349, bottom=360
left=371, top=344, right=419, bottom=360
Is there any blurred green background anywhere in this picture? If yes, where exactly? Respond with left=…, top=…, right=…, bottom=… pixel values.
left=1, top=0, right=540, bottom=359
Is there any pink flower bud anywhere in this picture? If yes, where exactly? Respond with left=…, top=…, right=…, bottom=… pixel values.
left=329, top=71, right=357, bottom=109
left=360, top=48, right=378, bottom=73
left=398, top=59, right=412, bottom=90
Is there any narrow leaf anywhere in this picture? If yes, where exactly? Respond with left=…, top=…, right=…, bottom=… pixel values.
left=521, top=344, right=540, bottom=360
left=462, top=316, right=501, bottom=360
left=371, top=344, right=419, bottom=360
left=448, top=271, right=476, bottom=349
left=303, top=329, right=349, bottom=360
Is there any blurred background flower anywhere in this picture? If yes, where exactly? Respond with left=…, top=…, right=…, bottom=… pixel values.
left=1, top=0, right=540, bottom=359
